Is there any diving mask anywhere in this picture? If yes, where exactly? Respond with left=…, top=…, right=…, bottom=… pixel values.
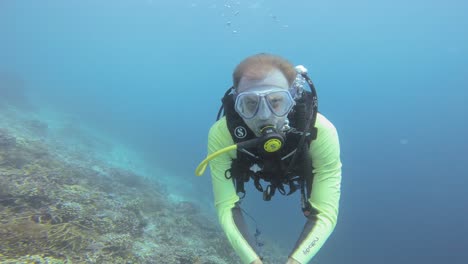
left=234, top=88, right=295, bottom=120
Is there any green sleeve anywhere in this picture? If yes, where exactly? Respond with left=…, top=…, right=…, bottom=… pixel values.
left=207, top=117, right=260, bottom=264
left=290, top=113, right=342, bottom=263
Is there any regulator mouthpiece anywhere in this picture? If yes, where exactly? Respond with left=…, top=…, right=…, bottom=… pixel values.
left=259, top=126, right=284, bottom=153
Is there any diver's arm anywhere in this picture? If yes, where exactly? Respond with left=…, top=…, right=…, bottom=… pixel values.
left=208, top=119, right=262, bottom=264
left=289, top=114, right=342, bottom=264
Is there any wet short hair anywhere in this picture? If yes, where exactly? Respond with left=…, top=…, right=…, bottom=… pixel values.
left=233, top=53, right=296, bottom=90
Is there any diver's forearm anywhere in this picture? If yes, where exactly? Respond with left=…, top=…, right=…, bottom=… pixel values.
left=289, top=213, right=336, bottom=263
left=217, top=204, right=261, bottom=264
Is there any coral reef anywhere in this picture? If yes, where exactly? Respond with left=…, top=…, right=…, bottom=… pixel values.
left=0, top=128, right=235, bottom=264
left=0, top=110, right=288, bottom=263
left=0, top=129, right=16, bottom=148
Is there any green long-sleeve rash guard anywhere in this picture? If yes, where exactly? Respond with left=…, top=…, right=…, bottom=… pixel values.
left=207, top=113, right=342, bottom=264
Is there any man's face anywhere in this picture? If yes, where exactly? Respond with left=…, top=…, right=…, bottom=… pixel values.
left=236, top=69, right=291, bottom=136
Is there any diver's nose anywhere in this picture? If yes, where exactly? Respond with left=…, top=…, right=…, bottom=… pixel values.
left=257, top=98, right=272, bottom=120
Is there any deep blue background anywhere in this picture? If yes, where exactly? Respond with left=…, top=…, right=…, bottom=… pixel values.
left=1, top=1, right=467, bottom=263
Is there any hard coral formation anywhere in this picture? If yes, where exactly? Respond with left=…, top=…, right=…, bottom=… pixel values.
left=0, top=124, right=248, bottom=263
left=0, top=129, right=16, bottom=148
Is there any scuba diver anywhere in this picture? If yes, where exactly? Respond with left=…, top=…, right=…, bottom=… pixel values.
left=195, top=53, right=342, bottom=264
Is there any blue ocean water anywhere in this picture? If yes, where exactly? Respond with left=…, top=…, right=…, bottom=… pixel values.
left=1, top=0, right=467, bottom=263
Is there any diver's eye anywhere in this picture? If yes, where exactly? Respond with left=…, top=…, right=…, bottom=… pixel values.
left=243, top=96, right=259, bottom=110
left=268, top=96, right=284, bottom=109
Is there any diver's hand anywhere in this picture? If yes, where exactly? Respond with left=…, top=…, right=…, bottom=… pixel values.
left=250, top=258, right=263, bottom=264
left=285, top=257, right=300, bottom=264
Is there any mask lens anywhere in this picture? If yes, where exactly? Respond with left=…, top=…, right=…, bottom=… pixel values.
left=266, top=91, right=294, bottom=117
left=235, top=89, right=294, bottom=119
left=235, top=93, right=261, bottom=119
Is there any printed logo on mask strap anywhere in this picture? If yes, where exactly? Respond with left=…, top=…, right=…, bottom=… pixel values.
left=234, top=126, right=247, bottom=139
